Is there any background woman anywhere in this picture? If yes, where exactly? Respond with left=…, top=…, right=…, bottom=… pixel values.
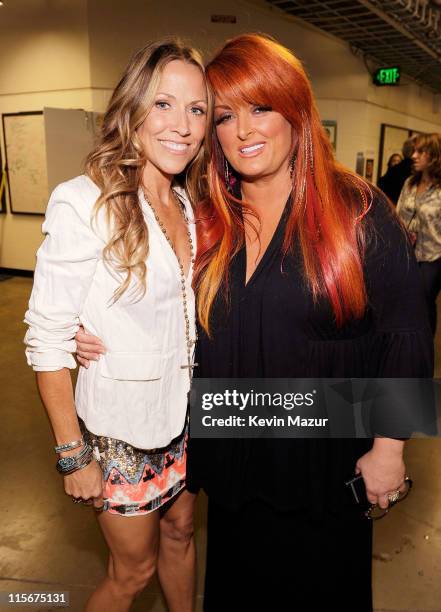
left=388, top=152, right=403, bottom=168
left=378, top=152, right=402, bottom=196
left=397, top=133, right=441, bottom=335
left=189, top=34, right=432, bottom=611
left=24, top=39, right=209, bottom=612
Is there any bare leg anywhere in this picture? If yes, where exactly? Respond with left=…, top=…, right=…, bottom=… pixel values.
left=85, top=510, right=160, bottom=612
left=158, top=489, right=196, bottom=612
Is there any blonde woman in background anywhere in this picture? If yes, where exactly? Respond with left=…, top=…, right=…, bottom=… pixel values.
left=397, top=133, right=441, bottom=335
left=24, top=39, right=210, bottom=612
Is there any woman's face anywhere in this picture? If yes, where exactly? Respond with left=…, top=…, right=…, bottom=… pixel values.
left=214, top=97, right=294, bottom=181
left=412, top=147, right=431, bottom=173
left=389, top=154, right=402, bottom=168
left=138, top=59, right=208, bottom=178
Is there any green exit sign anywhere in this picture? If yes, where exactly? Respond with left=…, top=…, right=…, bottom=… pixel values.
left=374, top=66, right=401, bottom=86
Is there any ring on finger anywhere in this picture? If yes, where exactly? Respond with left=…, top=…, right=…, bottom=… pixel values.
left=387, top=490, right=401, bottom=503
left=73, top=497, right=91, bottom=505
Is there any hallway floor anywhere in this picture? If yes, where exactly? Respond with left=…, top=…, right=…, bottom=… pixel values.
left=1, top=277, right=440, bottom=611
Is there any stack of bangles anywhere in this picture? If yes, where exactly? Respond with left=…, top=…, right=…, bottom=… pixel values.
left=54, top=437, right=103, bottom=511
left=54, top=437, right=94, bottom=475
left=56, top=444, right=93, bottom=475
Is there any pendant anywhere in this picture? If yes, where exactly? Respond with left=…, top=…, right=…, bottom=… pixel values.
left=180, top=363, right=199, bottom=370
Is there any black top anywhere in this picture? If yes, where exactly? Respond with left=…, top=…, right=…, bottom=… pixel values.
left=378, top=158, right=413, bottom=204
left=187, top=193, right=433, bottom=516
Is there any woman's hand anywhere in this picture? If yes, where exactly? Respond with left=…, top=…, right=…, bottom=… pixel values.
left=75, top=326, right=106, bottom=368
left=63, top=457, right=105, bottom=510
left=355, top=438, right=406, bottom=509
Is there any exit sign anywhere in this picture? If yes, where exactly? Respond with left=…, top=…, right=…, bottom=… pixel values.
left=374, top=66, right=401, bottom=86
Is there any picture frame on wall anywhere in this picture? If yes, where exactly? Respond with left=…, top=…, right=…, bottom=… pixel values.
left=355, top=152, right=365, bottom=176
left=322, top=120, right=337, bottom=150
left=365, top=158, right=374, bottom=181
left=2, top=111, right=49, bottom=215
left=0, top=144, right=6, bottom=214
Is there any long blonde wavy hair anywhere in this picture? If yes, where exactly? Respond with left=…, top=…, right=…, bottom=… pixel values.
left=86, top=38, right=210, bottom=301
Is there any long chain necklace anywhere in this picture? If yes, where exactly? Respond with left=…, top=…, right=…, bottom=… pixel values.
left=144, top=190, right=198, bottom=380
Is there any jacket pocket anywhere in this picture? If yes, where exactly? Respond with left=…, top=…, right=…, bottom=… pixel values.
left=100, top=352, right=162, bottom=381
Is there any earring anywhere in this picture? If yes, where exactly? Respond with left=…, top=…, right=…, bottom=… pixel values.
left=289, top=152, right=297, bottom=179
left=307, top=126, right=314, bottom=178
left=224, top=157, right=230, bottom=188
left=299, top=110, right=315, bottom=180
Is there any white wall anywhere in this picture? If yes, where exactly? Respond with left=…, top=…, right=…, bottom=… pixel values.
left=87, top=0, right=370, bottom=99
left=0, top=0, right=93, bottom=270
left=316, top=96, right=441, bottom=178
left=87, top=0, right=441, bottom=182
left=0, top=89, right=95, bottom=270
left=0, top=0, right=90, bottom=94
left=1, top=0, right=441, bottom=271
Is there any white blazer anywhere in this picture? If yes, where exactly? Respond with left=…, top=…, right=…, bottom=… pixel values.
left=24, top=175, right=196, bottom=449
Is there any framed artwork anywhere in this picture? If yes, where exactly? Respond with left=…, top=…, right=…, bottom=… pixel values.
left=322, top=120, right=337, bottom=150
left=365, top=158, right=374, bottom=181
left=355, top=152, right=365, bottom=176
left=0, top=143, right=6, bottom=214
left=2, top=111, right=49, bottom=215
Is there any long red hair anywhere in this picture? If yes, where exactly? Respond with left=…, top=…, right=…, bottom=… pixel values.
left=195, top=33, right=373, bottom=334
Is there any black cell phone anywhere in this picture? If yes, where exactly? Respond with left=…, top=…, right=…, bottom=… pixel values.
left=345, top=474, right=369, bottom=508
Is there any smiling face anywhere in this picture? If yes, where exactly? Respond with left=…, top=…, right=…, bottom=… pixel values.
left=138, top=59, right=208, bottom=179
left=214, top=97, right=294, bottom=181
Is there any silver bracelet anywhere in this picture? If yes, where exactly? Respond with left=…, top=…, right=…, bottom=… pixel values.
left=54, top=437, right=84, bottom=454
left=56, top=443, right=93, bottom=475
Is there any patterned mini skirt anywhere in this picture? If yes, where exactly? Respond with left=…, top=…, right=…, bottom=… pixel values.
left=80, top=419, right=188, bottom=516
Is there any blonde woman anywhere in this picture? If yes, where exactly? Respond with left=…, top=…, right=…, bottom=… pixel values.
left=24, top=39, right=210, bottom=612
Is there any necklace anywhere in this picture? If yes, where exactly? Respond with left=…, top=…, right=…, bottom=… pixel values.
left=144, top=189, right=198, bottom=380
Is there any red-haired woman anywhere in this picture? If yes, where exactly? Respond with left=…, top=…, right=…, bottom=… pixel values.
left=187, top=35, right=432, bottom=611
left=397, top=133, right=441, bottom=335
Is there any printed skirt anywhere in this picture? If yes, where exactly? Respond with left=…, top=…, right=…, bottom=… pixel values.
left=80, top=419, right=188, bottom=516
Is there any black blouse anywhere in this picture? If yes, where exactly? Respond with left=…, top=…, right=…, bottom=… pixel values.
left=187, top=194, right=433, bottom=515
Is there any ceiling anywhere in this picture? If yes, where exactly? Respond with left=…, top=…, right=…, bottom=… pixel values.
left=265, top=0, right=441, bottom=92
